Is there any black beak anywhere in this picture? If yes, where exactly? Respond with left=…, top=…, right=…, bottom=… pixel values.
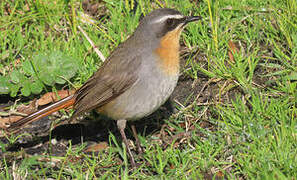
left=184, top=16, right=202, bottom=24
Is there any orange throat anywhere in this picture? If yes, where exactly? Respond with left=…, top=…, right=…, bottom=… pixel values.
left=155, top=28, right=182, bottom=76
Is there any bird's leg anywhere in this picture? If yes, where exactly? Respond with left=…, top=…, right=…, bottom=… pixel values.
left=117, top=119, right=136, bottom=167
left=131, top=124, right=143, bottom=154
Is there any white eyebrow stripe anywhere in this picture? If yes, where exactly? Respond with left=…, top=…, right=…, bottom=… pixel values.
left=152, top=14, right=184, bottom=23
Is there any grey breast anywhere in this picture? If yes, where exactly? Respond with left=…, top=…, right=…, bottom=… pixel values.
left=102, top=51, right=179, bottom=121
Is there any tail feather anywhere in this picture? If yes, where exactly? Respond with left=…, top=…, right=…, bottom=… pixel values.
left=6, top=95, right=76, bottom=132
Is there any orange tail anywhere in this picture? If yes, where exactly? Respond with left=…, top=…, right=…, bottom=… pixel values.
left=6, top=95, right=76, bottom=132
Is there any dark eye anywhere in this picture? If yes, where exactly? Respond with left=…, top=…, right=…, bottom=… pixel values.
left=166, top=18, right=174, bottom=26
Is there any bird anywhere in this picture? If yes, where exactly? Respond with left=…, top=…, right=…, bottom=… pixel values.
left=4, top=8, right=201, bottom=167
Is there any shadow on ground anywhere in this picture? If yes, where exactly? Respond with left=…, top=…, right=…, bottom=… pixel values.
left=1, top=72, right=207, bottom=156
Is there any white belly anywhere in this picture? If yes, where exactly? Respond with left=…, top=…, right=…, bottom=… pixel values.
left=98, top=63, right=179, bottom=121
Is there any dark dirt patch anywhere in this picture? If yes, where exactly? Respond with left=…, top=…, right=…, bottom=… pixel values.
left=0, top=71, right=208, bottom=153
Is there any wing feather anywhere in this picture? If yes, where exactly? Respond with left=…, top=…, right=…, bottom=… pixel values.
left=72, top=54, right=141, bottom=119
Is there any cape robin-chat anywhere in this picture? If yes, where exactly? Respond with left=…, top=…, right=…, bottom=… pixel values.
left=5, top=8, right=201, bottom=167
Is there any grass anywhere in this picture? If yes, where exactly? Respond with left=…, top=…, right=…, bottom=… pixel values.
left=0, top=0, right=296, bottom=179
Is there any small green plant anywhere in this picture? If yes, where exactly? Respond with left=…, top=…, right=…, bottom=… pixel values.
left=0, top=51, right=78, bottom=97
